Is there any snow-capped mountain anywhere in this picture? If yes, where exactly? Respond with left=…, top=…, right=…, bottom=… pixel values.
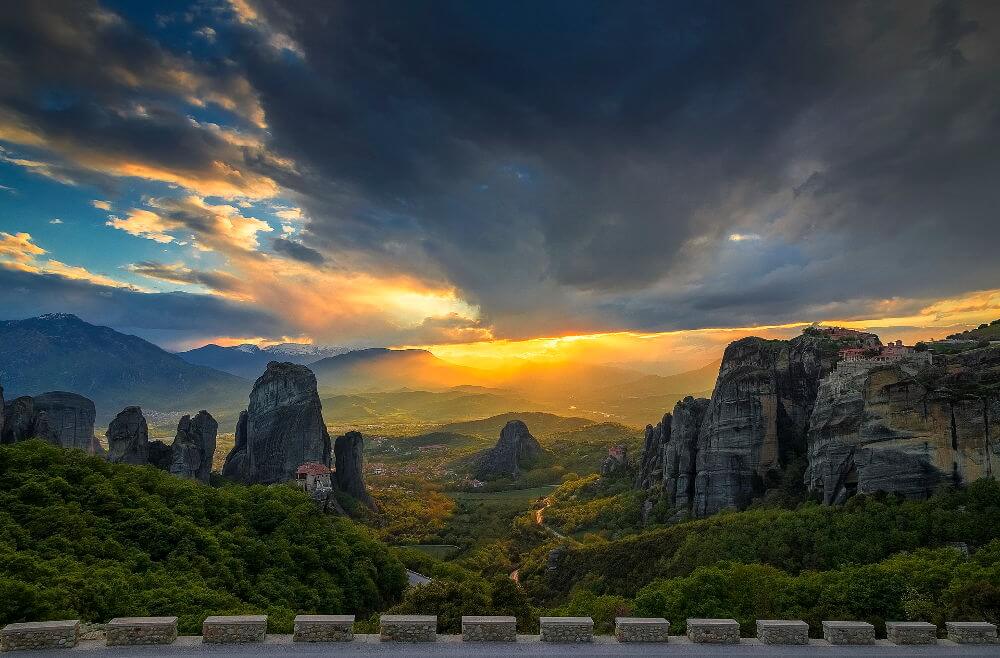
left=178, top=342, right=351, bottom=379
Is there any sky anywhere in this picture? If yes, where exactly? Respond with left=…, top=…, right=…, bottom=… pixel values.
left=1, top=0, right=999, bottom=372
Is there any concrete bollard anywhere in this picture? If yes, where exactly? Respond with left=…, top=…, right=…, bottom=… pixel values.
left=539, top=617, right=593, bottom=643
left=946, top=621, right=998, bottom=644
left=202, top=615, right=267, bottom=644
left=886, top=621, right=937, bottom=645
left=106, top=617, right=178, bottom=646
left=686, top=618, right=740, bottom=644
left=822, top=621, right=874, bottom=645
left=756, top=619, right=809, bottom=645
left=1, top=621, right=79, bottom=651
left=461, top=616, right=516, bottom=642
left=379, top=615, right=437, bottom=642
left=292, top=615, right=354, bottom=642
left=614, top=617, right=670, bottom=643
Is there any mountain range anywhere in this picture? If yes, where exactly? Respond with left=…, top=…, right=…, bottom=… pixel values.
left=1, top=314, right=717, bottom=429
left=178, top=342, right=350, bottom=379
left=0, top=314, right=247, bottom=425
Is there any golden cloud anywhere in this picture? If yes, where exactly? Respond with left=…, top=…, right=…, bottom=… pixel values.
left=0, top=232, right=142, bottom=290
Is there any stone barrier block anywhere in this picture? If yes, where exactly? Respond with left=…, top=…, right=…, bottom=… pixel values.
left=822, top=621, right=874, bottom=645
left=539, top=616, right=593, bottom=643
left=461, top=616, right=516, bottom=642
left=1, top=621, right=79, bottom=651
left=886, top=621, right=937, bottom=645
left=293, top=615, right=354, bottom=642
left=380, top=615, right=436, bottom=642
left=686, top=618, right=739, bottom=644
left=756, top=619, right=809, bottom=645
left=615, top=617, right=670, bottom=643
left=946, top=621, right=998, bottom=644
left=202, top=615, right=267, bottom=644
left=106, top=617, right=178, bottom=646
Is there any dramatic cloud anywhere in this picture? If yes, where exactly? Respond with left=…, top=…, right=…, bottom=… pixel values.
left=271, top=237, right=325, bottom=265
left=1, top=0, right=999, bottom=353
left=0, top=232, right=134, bottom=289
left=0, top=0, right=278, bottom=198
left=0, top=266, right=287, bottom=348
left=226, top=0, right=1000, bottom=338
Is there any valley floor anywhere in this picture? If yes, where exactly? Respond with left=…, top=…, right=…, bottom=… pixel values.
left=7, top=636, right=1000, bottom=657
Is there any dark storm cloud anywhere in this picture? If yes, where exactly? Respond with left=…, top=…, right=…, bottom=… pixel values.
left=0, top=267, right=287, bottom=345
left=2, top=0, right=999, bottom=342
left=227, top=0, right=1000, bottom=337
left=271, top=237, right=325, bottom=265
left=0, top=0, right=273, bottom=197
left=126, top=261, right=245, bottom=294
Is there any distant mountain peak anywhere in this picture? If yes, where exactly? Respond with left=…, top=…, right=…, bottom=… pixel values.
left=35, top=313, right=83, bottom=322
left=235, top=344, right=262, bottom=354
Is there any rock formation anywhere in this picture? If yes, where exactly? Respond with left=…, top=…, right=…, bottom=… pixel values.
left=2, top=396, right=36, bottom=444
left=106, top=406, right=149, bottom=465
left=1, top=391, right=101, bottom=455
left=33, top=392, right=101, bottom=454
left=662, top=396, right=710, bottom=509
left=635, top=414, right=669, bottom=490
left=333, top=430, right=374, bottom=508
left=807, top=347, right=1000, bottom=503
left=146, top=440, right=174, bottom=470
left=475, top=419, right=543, bottom=479
left=169, top=411, right=218, bottom=484
left=222, top=362, right=331, bottom=484
left=222, top=410, right=249, bottom=481
left=692, top=334, right=838, bottom=516
left=600, top=444, right=629, bottom=477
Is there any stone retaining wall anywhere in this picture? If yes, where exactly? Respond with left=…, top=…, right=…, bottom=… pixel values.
left=1, top=620, right=79, bottom=651
left=202, top=615, right=267, bottom=644
left=379, top=615, right=436, bottom=642
left=106, top=617, right=177, bottom=646
left=292, top=615, right=354, bottom=642
left=756, top=619, right=808, bottom=645
left=614, top=617, right=670, bottom=642
left=687, top=618, right=739, bottom=644
left=461, top=616, right=516, bottom=642
left=822, top=621, right=874, bottom=645
left=539, top=617, right=593, bottom=643
left=886, top=621, right=937, bottom=645
left=946, top=621, right=998, bottom=644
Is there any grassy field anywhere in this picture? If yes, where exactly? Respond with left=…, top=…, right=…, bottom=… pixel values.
left=400, top=544, right=461, bottom=559
left=451, top=485, right=558, bottom=502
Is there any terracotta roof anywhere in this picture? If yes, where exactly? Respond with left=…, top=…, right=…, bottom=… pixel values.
left=296, top=462, right=331, bottom=476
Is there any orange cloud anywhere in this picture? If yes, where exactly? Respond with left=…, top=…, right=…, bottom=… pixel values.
left=0, top=232, right=141, bottom=290
left=409, top=288, right=1000, bottom=372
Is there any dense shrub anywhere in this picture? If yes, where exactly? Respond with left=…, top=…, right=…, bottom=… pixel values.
left=520, top=479, right=1000, bottom=601
left=633, top=543, right=1000, bottom=636
left=0, top=441, right=407, bottom=632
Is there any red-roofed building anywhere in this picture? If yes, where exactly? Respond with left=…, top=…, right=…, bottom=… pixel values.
left=295, top=462, right=332, bottom=493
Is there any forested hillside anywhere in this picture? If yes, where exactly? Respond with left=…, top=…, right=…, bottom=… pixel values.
left=0, top=441, right=406, bottom=633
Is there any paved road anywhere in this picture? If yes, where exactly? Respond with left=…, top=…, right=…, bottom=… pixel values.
left=7, top=636, right=1000, bottom=657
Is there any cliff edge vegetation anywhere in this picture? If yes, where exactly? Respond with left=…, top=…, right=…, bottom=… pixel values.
left=0, top=441, right=406, bottom=633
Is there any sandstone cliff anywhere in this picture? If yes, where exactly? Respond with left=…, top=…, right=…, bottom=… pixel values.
left=169, top=411, right=218, bottom=484
left=106, top=406, right=150, bottom=465
left=222, top=362, right=331, bottom=484
left=1, top=391, right=101, bottom=455
left=807, top=347, right=1000, bottom=503
left=635, top=414, right=669, bottom=490
left=692, top=334, right=838, bottom=516
left=333, top=430, right=375, bottom=508
left=663, top=396, right=710, bottom=510
left=475, top=419, right=543, bottom=479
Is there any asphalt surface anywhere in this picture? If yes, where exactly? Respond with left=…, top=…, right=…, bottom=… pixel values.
left=6, top=635, right=1000, bottom=657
